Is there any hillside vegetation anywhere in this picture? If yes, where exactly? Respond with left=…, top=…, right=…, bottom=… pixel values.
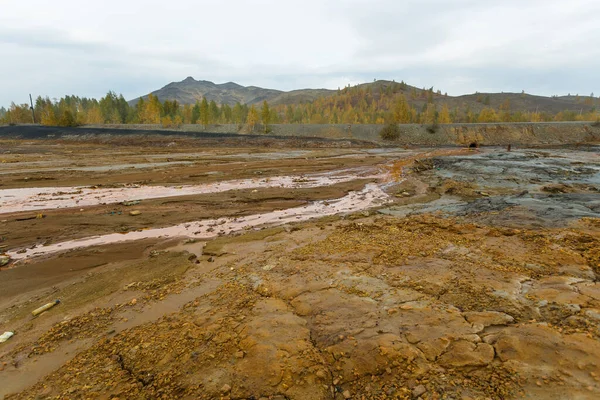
left=1, top=79, right=599, bottom=127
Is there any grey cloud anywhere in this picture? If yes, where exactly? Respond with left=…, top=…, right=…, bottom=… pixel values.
left=0, top=0, right=599, bottom=106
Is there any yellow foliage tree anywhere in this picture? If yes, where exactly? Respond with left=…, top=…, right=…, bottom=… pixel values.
left=246, top=105, right=259, bottom=131
left=393, top=94, right=411, bottom=123
left=477, top=108, right=499, bottom=123
left=438, top=104, right=451, bottom=124
left=423, top=103, right=437, bottom=124
left=85, top=105, right=103, bottom=124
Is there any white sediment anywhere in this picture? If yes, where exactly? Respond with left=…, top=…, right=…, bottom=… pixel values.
left=7, top=183, right=391, bottom=261
left=0, top=168, right=381, bottom=214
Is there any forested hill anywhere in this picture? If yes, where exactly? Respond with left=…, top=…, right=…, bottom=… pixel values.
left=2, top=78, right=598, bottom=126
left=129, top=77, right=598, bottom=123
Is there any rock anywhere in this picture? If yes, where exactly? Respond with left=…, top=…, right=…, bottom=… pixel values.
left=0, top=255, right=10, bottom=267
left=577, top=283, right=600, bottom=301
left=438, top=340, right=495, bottom=367
left=343, top=390, right=352, bottom=398
left=220, top=384, right=231, bottom=393
left=121, top=200, right=140, bottom=206
left=463, top=311, right=514, bottom=327
left=234, top=351, right=245, bottom=359
left=0, top=331, right=14, bottom=343
left=129, top=210, right=141, bottom=216
left=412, top=384, right=426, bottom=398
left=584, top=309, right=600, bottom=321
left=416, top=337, right=450, bottom=361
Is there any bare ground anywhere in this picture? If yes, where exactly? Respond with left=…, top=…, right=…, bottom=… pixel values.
left=0, top=135, right=599, bottom=399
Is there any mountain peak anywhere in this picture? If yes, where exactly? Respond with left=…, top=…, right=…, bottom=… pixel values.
left=182, top=76, right=196, bottom=83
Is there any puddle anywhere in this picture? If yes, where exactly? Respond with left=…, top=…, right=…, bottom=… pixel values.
left=7, top=183, right=391, bottom=261
left=0, top=169, right=381, bottom=214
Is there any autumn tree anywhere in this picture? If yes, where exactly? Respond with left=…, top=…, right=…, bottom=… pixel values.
left=477, top=107, right=499, bottom=123
left=393, top=94, right=411, bottom=123
left=221, top=104, right=232, bottom=123
left=232, top=102, right=246, bottom=125
left=499, top=99, right=511, bottom=122
left=199, top=98, right=209, bottom=126
left=261, top=101, right=271, bottom=133
left=99, top=91, right=120, bottom=123
left=423, top=103, right=437, bottom=124
left=2, top=103, right=32, bottom=124
left=58, top=109, right=77, bottom=126
left=163, top=100, right=180, bottom=119
left=247, top=104, right=259, bottom=131
left=209, top=100, right=220, bottom=123
left=182, top=104, right=192, bottom=124
left=142, top=94, right=162, bottom=124
left=134, top=98, right=145, bottom=123
left=85, top=105, right=103, bottom=124
left=438, top=104, right=451, bottom=124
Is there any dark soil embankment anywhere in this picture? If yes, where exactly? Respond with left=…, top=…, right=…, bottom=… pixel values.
left=0, top=125, right=374, bottom=148
left=3, top=122, right=599, bottom=146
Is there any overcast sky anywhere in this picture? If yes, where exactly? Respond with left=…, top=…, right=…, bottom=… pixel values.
left=1, top=0, right=599, bottom=107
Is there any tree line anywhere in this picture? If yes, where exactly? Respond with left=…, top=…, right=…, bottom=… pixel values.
left=0, top=92, right=272, bottom=130
left=1, top=85, right=599, bottom=128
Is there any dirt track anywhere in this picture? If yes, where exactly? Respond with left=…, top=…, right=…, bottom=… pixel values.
left=0, top=132, right=599, bottom=399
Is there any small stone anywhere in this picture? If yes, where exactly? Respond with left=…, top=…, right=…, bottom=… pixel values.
left=234, top=351, right=245, bottom=359
left=129, top=210, right=141, bottom=216
left=0, top=256, right=10, bottom=267
left=343, top=390, right=352, bottom=398
left=208, top=256, right=215, bottom=262
left=316, top=370, right=327, bottom=379
left=130, top=299, right=137, bottom=305
left=220, top=384, right=231, bottom=393
left=412, top=384, right=426, bottom=398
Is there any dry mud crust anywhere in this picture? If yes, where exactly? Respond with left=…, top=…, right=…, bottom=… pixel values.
left=431, top=147, right=600, bottom=190
left=4, top=214, right=600, bottom=400
left=381, top=147, right=600, bottom=228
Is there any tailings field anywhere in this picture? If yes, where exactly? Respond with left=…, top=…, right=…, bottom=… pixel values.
left=0, top=131, right=599, bottom=399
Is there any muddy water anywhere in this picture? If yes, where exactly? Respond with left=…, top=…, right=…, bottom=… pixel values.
left=0, top=168, right=381, bottom=214
left=7, top=183, right=391, bottom=261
